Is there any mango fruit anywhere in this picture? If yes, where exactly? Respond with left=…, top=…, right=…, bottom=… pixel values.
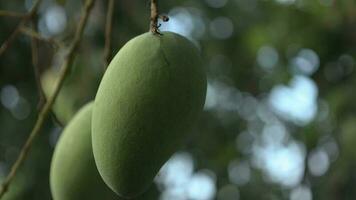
left=92, top=32, right=207, bottom=198
left=50, top=102, right=118, bottom=200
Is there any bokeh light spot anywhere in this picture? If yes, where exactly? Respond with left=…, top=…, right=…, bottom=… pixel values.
left=209, top=17, right=234, bottom=39
left=204, top=81, right=241, bottom=112
left=290, top=185, right=312, bottom=200
left=10, top=97, right=31, bottom=120
left=44, top=5, right=67, bottom=35
left=291, top=49, right=319, bottom=76
left=160, top=7, right=205, bottom=40
left=1, top=85, right=20, bottom=109
left=155, top=152, right=194, bottom=188
left=253, top=139, right=306, bottom=187
left=186, top=171, right=216, bottom=200
left=308, top=149, right=329, bottom=176
left=257, top=45, right=279, bottom=70
left=269, top=75, right=318, bottom=126
left=228, top=160, right=251, bottom=186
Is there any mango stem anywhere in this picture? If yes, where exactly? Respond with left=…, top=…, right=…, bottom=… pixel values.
left=150, top=0, right=169, bottom=35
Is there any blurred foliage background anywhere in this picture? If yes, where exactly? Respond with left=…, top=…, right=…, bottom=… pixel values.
left=1, top=0, right=356, bottom=199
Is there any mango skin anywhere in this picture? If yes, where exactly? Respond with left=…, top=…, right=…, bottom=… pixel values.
left=50, top=102, right=118, bottom=200
left=92, top=32, right=207, bottom=198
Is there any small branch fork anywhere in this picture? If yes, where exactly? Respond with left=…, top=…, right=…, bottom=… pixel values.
left=0, top=0, right=42, bottom=57
left=20, top=27, right=62, bottom=49
left=28, top=19, right=61, bottom=127
left=0, top=0, right=96, bottom=198
left=0, top=3, right=61, bottom=50
left=1, top=1, right=63, bottom=125
left=150, top=0, right=169, bottom=35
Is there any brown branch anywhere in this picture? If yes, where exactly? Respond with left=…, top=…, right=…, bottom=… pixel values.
left=30, top=31, right=63, bottom=126
left=0, top=0, right=42, bottom=57
left=29, top=19, right=46, bottom=110
left=103, top=0, right=115, bottom=69
left=0, top=0, right=95, bottom=198
left=149, top=0, right=169, bottom=35
left=26, top=22, right=63, bottom=126
left=0, top=10, right=26, bottom=18
left=20, top=27, right=62, bottom=49
left=150, top=0, right=159, bottom=34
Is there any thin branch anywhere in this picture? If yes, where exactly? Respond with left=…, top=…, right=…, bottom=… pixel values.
left=149, top=0, right=169, bottom=35
left=0, top=0, right=95, bottom=198
left=29, top=19, right=46, bottom=110
left=19, top=27, right=62, bottom=49
left=103, top=0, right=115, bottom=69
left=26, top=23, right=63, bottom=126
left=0, top=10, right=26, bottom=18
left=0, top=0, right=42, bottom=57
left=50, top=111, right=64, bottom=127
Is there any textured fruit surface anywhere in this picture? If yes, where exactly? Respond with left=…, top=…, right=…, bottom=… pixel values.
left=50, top=102, right=118, bottom=200
left=92, top=32, right=207, bottom=198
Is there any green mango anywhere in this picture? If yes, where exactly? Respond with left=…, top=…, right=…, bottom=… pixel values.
left=92, top=32, right=207, bottom=198
left=50, top=102, right=118, bottom=200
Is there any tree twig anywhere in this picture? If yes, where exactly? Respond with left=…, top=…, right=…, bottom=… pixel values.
left=150, top=0, right=159, bottom=34
left=29, top=18, right=46, bottom=110
left=103, top=0, right=115, bottom=69
left=26, top=22, right=63, bottom=126
left=0, top=10, right=26, bottom=18
left=20, top=27, right=62, bottom=49
left=149, top=0, right=169, bottom=35
left=30, top=31, right=63, bottom=125
left=0, top=0, right=42, bottom=57
left=0, top=0, right=95, bottom=198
